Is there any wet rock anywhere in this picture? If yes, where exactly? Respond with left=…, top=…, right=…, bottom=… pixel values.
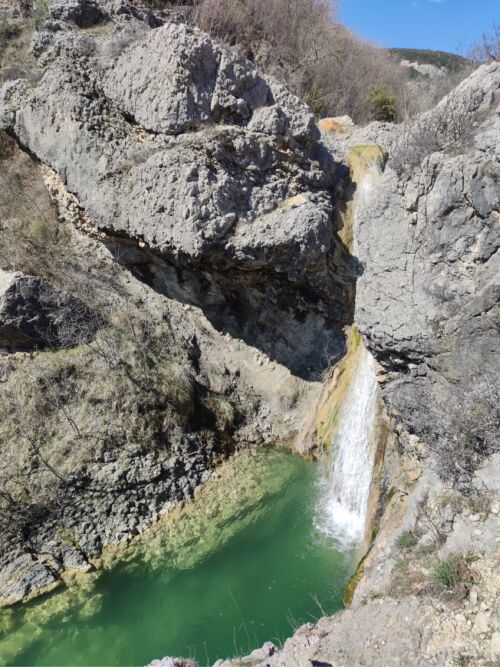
left=0, top=552, right=61, bottom=607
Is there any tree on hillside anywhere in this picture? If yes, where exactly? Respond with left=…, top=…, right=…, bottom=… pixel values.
left=367, top=85, right=396, bottom=122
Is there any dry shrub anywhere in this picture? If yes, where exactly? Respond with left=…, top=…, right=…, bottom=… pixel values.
left=467, top=22, right=500, bottom=63
left=398, top=66, right=474, bottom=119
left=390, top=89, right=481, bottom=173
left=426, top=367, right=500, bottom=490
left=0, top=132, right=114, bottom=301
left=193, top=0, right=405, bottom=123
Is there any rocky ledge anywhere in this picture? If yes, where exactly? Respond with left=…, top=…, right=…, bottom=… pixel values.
left=0, top=0, right=355, bottom=379
left=0, top=269, right=98, bottom=350
left=0, top=0, right=347, bottom=607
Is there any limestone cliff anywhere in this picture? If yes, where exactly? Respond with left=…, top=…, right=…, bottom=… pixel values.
left=355, top=63, right=500, bottom=490
left=0, top=0, right=354, bottom=379
left=0, top=1, right=499, bottom=665
left=0, top=0, right=353, bottom=607
left=212, top=62, right=500, bottom=667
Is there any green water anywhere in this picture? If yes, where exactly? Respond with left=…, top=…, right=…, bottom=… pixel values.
left=0, top=449, right=358, bottom=667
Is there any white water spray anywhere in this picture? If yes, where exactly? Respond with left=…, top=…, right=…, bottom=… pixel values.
left=316, top=346, right=378, bottom=546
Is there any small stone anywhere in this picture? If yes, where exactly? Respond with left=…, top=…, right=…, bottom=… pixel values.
left=469, top=591, right=478, bottom=606
left=469, top=514, right=481, bottom=522
left=474, top=529, right=482, bottom=536
left=473, top=612, right=490, bottom=635
left=491, top=632, right=500, bottom=656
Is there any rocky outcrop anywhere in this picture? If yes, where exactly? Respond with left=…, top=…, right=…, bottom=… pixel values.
left=1, top=3, right=499, bottom=665
left=0, top=438, right=216, bottom=607
left=190, top=63, right=500, bottom=667
left=146, top=660, right=198, bottom=667
left=353, top=63, right=500, bottom=478
left=0, top=269, right=97, bottom=350
left=0, top=0, right=354, bottom=379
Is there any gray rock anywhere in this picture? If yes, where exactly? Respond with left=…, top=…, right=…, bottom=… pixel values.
left=146, top=659, right=198, bottom=667
left=354, top=62, right=500, bottom=454
left=0, top=8, right=351, bottom=379
left=0, top=552, right=60, bottom=606
left=48, top=0, right=108, bottom=27
left=1, top=21, right=322, bottom=266
left=0, top=269, right=98, bottom=350
left=60, top=546, right=92, bottom=571
left=219, top=599, right=431, bottom=667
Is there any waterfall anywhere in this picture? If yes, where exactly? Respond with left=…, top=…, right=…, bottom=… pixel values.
left=351, top=164, right=378, bottom=257
left=316, top=346, right=378, bottom=546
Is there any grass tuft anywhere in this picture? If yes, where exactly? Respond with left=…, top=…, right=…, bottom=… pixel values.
left=397, top=530, right=419, bottom=549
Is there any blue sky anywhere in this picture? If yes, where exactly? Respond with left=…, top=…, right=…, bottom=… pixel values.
left=338, top=0, right=499, bottom=53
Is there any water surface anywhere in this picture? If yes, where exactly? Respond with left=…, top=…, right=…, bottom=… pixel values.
left=0, top=449, right=358, bottom=667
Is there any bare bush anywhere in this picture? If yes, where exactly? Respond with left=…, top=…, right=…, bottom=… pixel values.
left=427, top=367, right=500, bottom=490
left=193, top=0, right=405, bottom=123
left=398, top=66, right=474, bottom=120
left=467, top=23, right=500, bottom=62
left=390, top=91, right=480, bottom=173
left=0, top=132, right=122, bottom=304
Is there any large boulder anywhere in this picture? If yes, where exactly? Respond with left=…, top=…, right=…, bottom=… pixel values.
left=0, top=269, right=98, bottom=350
left=0, top=2, right=353, bottom=379
left=354, top=63, right=500, bottom=466
left=0, top=17, right=323, bottom=267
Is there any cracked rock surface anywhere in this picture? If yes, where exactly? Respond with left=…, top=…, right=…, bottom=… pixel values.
left=353, top=63, right=500, bottom=453
left=0, top=1, right=354, bottom=378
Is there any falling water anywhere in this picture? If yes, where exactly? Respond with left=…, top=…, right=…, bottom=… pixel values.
left=351, top=164, right=378, bottom=257
left=316, top=346, right=378, bottom=546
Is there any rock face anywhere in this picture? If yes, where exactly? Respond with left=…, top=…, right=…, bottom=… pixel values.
left=354, top=62, right=500, bottom=461
left=0, top=269, right=97, bottom=350
left=0, top=0, right=354, bottom=378
left=0, top=440, right=215, bottom=607
left=1, top=3, right=499, bottom=664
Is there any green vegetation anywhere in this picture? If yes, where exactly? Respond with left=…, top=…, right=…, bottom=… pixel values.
left=431, top=554, right=473, bottom=593
left=389, top=48, right=469, bottom=73
left=397, top=530, right=419, bottom=549
left=453, top=654, right=472, bottom=666
left=366, top=85, right=396, bottom=122
left=34, top=0, right=50, bottom=30
left=303, top=87, right=327, bottom=118
left=432, top=559, right=458, bottom=589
